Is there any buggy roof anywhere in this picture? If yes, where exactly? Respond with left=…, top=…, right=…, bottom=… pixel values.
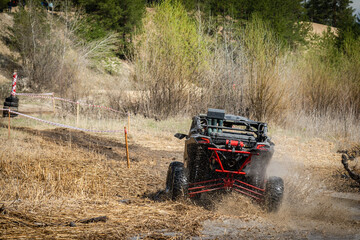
left=198, top=113, right=265, bottom=127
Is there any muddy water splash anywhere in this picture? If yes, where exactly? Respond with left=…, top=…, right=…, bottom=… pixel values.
left=267, top=156, right=358, bottom=236
left=199, top=155, right=359, bottom=239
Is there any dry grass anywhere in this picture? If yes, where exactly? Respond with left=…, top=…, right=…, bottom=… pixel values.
left=0, top=113, right=359, bottom=239
left=0, top=117, right=216, bottom=239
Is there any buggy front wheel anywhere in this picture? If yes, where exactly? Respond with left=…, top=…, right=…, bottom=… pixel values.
left=165, top=161, right=188, bottom=200
left=264, top=176, right=284, bottom=212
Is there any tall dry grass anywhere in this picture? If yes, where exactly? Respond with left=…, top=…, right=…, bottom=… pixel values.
left=283, top=30, right=360, bottom=141
left=0, top=132, right=110, bottom=203
left=297, top=32, right=360, bottom=118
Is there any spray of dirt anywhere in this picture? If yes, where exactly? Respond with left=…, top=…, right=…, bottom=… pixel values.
left=266, top=154, right=357, bottom=235
left=204, top=151, right=359, bottom=238
left=215, top=193, right=264, bottom=218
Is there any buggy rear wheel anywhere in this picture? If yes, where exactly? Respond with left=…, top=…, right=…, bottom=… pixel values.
left=165, top=161, right=187, bottom=200
left=264, top=176, right=284, bottom=212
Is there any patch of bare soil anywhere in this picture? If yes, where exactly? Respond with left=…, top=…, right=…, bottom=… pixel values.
left=311, top=22, right=337, bottom=36
left=0, top=125, right=359, bottom=239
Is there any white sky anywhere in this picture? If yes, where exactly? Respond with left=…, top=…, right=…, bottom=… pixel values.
left=351, top=0, right=360, bottom=16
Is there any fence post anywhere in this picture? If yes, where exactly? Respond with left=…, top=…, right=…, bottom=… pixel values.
left=124, top=127, right=130, bottom=168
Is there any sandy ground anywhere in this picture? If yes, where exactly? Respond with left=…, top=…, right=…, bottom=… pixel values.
left=0, top=115, right=359, bottom=239
left=311, top=22, right=337, bottom=36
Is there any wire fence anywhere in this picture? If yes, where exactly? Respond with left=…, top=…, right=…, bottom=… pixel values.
left=15, top=92, right=122, bottom=113
left=2, top=93, right=131, bottom=167
left=1, top=108, right=124, bottom=133
left=2, top=92, right=129, bottom=133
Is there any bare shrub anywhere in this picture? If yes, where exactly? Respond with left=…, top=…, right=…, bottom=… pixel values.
left=241, top=15, right=288, bottom=121
left=132, top=6, right=288, bottom=121
left=131, top=0, right=359, bottom=139
left=0, top=81, right=11, bottom=99
left=12, top=0, right=70, bottom=94
left=11, top=0, right=117, bottom=102
left=198, top=14, right=288, bottom=122
left=298, top=31, right=360, bottom=119
left=132, top=0, right=207, bottom=118
left=300, top=62, right=341, bottom=115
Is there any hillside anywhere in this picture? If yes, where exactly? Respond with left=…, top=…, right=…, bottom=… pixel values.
left=311, top=22, right=337, bottom=36
left=0, top=13, right=17, bottom=84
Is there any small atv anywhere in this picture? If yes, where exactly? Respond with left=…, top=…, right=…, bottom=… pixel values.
left=165, top=109, right=284, bottom=212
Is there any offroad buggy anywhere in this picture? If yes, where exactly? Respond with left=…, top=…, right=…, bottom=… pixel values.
left=165, top=109, right=284, bottom=212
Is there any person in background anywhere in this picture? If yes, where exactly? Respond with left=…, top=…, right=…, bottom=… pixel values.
left=8, top=1, right=12, bottom=12
left=41, top=1, right=48, bottom=9
left=48, top=2, right=53, bottom=12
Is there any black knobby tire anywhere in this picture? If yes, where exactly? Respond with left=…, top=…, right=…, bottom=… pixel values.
left=5, top=96, right=19, bottom=103
left=172, top=165, right=187, bottom=200
left=3, top=112, right=17, bottom=118
left=165, top=161, right=187, bottom=200
left=165, top=162, right=184, bottom=193
left=4, top=101, right=19, bottom=107
left=2, top=106, right=18, bottom=118
left=264, top=176, right=284, bottom=212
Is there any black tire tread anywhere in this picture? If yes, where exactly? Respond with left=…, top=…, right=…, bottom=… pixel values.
left=172, top=165, right=187, bottom=200
left=165, top=161, right=184, bottom=193
left=5, top=96, right=19, bottom=103
left=4, top=101, right=19, bottom=107
left=264, top=176, right=284, bottom=212
left=2, top=106, right=18, bottom=118
left=166, top=161, right=187, bottom=200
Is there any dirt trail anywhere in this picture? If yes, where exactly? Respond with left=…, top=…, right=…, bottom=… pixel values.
left=0, top=125, right=359, bottom=239
left=0, top=123, right=180, bottom=163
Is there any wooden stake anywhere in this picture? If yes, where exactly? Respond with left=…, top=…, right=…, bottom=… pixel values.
left=8, top=109, right=10, bottom=139
left=124, top=127, right=130, bottom=168
left=76, top=102, right=80, bottom=126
